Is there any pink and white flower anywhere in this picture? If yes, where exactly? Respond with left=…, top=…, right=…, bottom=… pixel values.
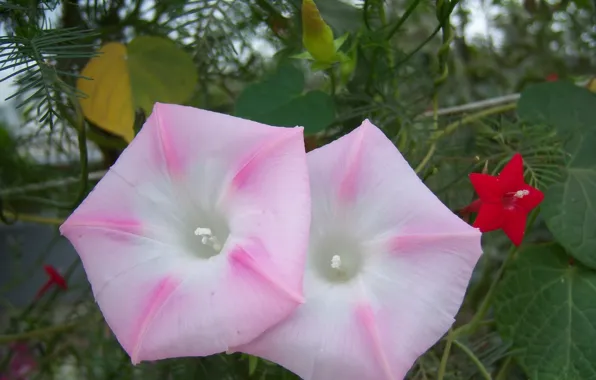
left=60, top=103, right=310, bottom=364
left=234, top=120, right=483, bottom=379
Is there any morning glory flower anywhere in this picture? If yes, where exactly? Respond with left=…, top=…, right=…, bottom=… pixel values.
left=233, top=120, right=483, bottom=380
left=60, top=103, right=310, bottom=364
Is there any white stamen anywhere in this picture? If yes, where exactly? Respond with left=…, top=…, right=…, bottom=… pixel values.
left=194, top=227, right=222, bottom=252
left=194, top=227, right=212, bottom=236
left=331, top=255, right=342, bottom=269
left=513, top=190, right=530, bottom=199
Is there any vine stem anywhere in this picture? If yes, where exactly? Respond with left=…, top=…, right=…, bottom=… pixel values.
left=0, top=320, right=82, bottom=344
left=495, top=357, right=513, bottom=380
left=0, top=171, right=106, bottom=197
left=1, top=211, right=64, bottom=225
left=452, top=340, right=492, bottom=380
left=414, top=102, right=517, bottom=174
left=437, top=328, right=454, bottom=380
left=328, top=67, right=337, bottom=97
left=453, top=207, right=540, bottom=337
left=386, top=0, right=423, bottom=40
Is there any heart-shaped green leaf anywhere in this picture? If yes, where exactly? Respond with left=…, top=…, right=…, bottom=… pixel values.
left=234, top=64, right=335, bottom=134
left=495, top=244, right=596, bottom=380
left=518, top=81, right=596, bottom=268
left=517, top=81, right=596, bottom=135
left=541, top=131, right=596, bottom=268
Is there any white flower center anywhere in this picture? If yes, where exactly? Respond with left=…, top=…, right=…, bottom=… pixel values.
left=331, top=254, right=342, bottom=269
left=311, top=232, right=364, bottom=283
left=194, top=227, right=223, bottom=252
left=513, top=189, right=530, bottom=199
left=179, top=207, right=229, bottom=259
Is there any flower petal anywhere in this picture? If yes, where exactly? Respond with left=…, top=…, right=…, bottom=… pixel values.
left=234, top=121, right=483, bottom=379
left=516, top=184, right=545, bottom=212
left=469, top=173, right=502, bottom=202
left=502, top=208, right=528, bottom=246
left=306, top=120, right=475, bottom=241
left=61, top=104, right=310, bottom=363
left=234, top=286, right=390, bottom=380
left=236, top=231, right=482, bottom=380
left=498, top=153, right=525, bottom=192
left=473, top=203, right=505, bottom=232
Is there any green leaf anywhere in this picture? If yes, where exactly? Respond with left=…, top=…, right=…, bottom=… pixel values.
left=248, top=355, right=259, bottom=376
left=518, top=81, right=596, bottom=268
left=517, top=82, right=596, bottom=135
left=292, top=51, right=316, bottom=60
left=494, top=244, right=596, bottom=380
left=291, top=34, right=349, bottom=63
left=127, top=35, right=198, bottom=114
left=542, top=131, right=596, bottom=268
left=261, top=90, right=335, bottom=134
left=235, top=63, right=304, bottom=117
left=235, top=64, right=335, bottom=134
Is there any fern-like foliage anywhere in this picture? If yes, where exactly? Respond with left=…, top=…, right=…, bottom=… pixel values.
left=1, top=18, right=97, bottom=130
left=163, top=0, right=258, bottom=70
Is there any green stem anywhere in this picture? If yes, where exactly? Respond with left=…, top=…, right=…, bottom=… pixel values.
left=386, top=0, right=423, bottom=40
left=1, top=210, right=64, bottom=225
left=328, top=68, right=337, bottom=97
left=70, top=93, right=89, bottom=207
left=396, top=25, right=441, bottom=66
left=452, top=340, right=492, bottom=380
left=414, top=102, right=517, bottom=174
left=454, top=208, right=540, bottom=337
left=437, top=328, right=454, bottom=380
left=495, top=357, right=513, bottom=380
left=443, top=103, right=517, bottom=135
left=0, top=321, right=81, bottom=344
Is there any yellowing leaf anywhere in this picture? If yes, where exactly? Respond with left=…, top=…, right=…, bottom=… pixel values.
left=302, top=0, right=336, bottom=64
left=586, top=77, right=596, bottom=93
left=77, top=36, right=197, bottom=143
left=77, top=42, right=135, bottom=142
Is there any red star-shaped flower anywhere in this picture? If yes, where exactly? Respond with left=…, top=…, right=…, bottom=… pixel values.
left=36, top=265, right=67, bottom=299
left=468, top=153, right=544, bottom=246
left=545, top=73, right=559, bottom=82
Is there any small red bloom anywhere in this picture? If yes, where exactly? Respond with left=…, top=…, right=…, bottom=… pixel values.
left=36, top=265, right=67, bottom=299
left=1, top=343, right=37, bottom=380
left=467, top=153, right=544, bottom=246
left=546, top=73, right=559, bottom=82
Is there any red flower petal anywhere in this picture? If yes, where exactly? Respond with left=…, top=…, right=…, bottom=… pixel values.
left=546, top=73, right=559, bottom=82
left=44, top=265, right=67, bottom=289
left=498, top=153, right=525, bottom=192
left=502, top=208, right=528, bottom=246
left=469, top=173, right=502, bottom=202
left=473, top=203, right=505, bottom=232
left=515, top=184, right=544, bottom=212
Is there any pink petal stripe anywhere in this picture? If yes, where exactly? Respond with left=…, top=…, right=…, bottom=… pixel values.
left=390, top=231, right=481, bottom=254
left=338, top=126, right=365, bottom=203
left=154, top=103, right=183, bottom=177
left=61, top=218, right=142, bottom=235
left=228, top=246, right=305, bottom=304
left=229, top=127, right=303, bottom=191
left=355, top=303, right=395, bottom=380
left=131, top=276, right=182, bottom=364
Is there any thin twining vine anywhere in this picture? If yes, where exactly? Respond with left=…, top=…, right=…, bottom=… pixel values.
left=414, top=102, right=518, bottom=174
left=437, top=208, right=541, bottom=380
